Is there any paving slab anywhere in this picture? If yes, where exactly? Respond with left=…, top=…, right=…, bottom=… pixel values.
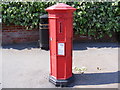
left=1, top=42, right=119, bottom=88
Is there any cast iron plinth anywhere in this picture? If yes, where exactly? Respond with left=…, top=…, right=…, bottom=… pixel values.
left=49, top=75, right=74, bottom=87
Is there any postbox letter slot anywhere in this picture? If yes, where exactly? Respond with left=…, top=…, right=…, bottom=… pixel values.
left=59, top=22, right=62, bottom=33
left=60, top=23, right=62, bottom=33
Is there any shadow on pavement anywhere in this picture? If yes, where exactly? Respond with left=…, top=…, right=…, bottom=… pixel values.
left=2, top=42, right=40, bottom=50
left=73, top=42, right=119, bottom=50
left=68, top=71, right=119, bottom=87
left=2, top=42, right=119, bottom=50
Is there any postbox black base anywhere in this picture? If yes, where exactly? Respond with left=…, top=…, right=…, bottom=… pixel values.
left=49, top=75, right=74, bottom=87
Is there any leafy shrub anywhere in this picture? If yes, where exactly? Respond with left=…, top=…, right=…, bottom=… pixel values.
left=1, top=2, right=120, bottom=39
left=73, top=2, right=120, bottom=39
left=1, top=2, right=55, bottom=29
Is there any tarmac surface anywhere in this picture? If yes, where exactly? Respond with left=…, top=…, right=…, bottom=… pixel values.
left=1, top=42, right=119, bottom=88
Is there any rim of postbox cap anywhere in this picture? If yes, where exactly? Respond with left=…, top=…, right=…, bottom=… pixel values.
left=45, top=3, right=76, bottom=11
left=40, top=14, right=48, bottom=19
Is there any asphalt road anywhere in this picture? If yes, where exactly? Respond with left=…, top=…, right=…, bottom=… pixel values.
left=1, top=42, right=119, bottom=88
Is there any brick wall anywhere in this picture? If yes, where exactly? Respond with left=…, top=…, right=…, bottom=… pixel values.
left=2, top=24, right=39, bottom=45
left=2, top=24, right=118, bottom=45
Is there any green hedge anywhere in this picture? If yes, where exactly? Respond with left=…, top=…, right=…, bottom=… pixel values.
left=1, top=2, right=120, bottom=39
left=72, top=2, right=120, bottom=39
left=1, top=2, right=55, bottom=29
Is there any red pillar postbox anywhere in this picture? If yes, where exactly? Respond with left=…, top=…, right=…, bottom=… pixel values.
left=45, top=3, right=76, bottom=86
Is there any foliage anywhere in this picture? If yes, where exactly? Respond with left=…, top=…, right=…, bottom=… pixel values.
left=1, top=2, right=55, bottom=29
left=1, top=2, right=120, bottom=39
left=72, top=2, right=120, bottom=39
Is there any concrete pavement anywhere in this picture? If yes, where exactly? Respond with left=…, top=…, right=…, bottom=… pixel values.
left=1, top=42, right=119, bottom=88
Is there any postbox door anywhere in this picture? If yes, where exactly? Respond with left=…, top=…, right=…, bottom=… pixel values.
left=56, top=18, right=66, bottom=79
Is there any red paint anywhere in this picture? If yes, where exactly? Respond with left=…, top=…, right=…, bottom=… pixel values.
left=46, top=3, right=76, bottom=80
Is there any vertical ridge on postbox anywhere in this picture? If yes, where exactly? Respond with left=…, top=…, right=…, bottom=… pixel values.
left=45, top=3, right=76, bottom=80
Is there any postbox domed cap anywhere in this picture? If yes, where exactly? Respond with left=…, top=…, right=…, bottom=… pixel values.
left=45, top=3, right=76, bottom=12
